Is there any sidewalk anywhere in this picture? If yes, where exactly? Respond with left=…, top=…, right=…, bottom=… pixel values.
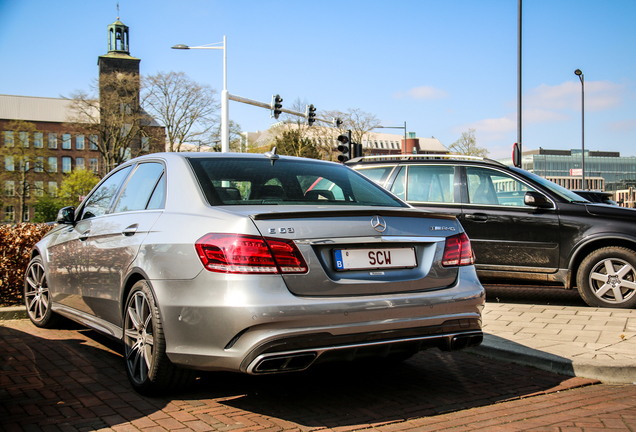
left=3, top=301, right=636, bottom=384
left=469, top=302, right=636, bottom=384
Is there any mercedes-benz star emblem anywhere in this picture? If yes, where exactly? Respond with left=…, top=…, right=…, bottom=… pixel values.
left=370, top=215, right=387, bottom=233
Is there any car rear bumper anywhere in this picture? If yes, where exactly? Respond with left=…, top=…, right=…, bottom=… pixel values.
left=151, top=266, right=485, bottom=373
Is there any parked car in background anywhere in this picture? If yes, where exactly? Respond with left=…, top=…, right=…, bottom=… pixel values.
left=348, top=154, right=636, bottom=309
left=24, top=152, right=484, bottom=394
left=572, top=190, right=618, bottom=205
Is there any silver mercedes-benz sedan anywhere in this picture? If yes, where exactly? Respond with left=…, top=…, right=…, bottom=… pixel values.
left=24, top=151, right=484, bottom=394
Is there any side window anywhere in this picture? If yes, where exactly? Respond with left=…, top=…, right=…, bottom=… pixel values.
left=355, top=166, right=394, bottom=186
left=80, top=166, right=133, bottom=220
left=147, top=173, right=166, bottom=209
left=114, top=163, right=165, bottom=213
left=390, top=167, right=406, bottom=200
left=406, top=165, right=455, bottom=203
left=466, top=167, right=535, bottom=207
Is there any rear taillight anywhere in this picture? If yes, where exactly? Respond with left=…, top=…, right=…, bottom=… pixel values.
left=442, top=232, right=475, bottom=267
left=195, top=234, right=308, bottom=274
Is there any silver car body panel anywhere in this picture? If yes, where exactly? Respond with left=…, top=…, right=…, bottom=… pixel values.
left=34, top=152, right=485, bottom=376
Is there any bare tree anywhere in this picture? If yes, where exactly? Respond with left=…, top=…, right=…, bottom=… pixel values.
left=142, top=71, right=219, bottom=152
left=66, top=71, right=154, bottom=173
left=319, top=108, right=381, bottom=160
left=449, top=128, right=489, bottom=157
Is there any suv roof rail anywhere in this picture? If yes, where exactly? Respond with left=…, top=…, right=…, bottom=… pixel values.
left=347, top=154, right=505, bottom=166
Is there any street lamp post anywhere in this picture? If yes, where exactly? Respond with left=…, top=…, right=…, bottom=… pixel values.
left=375, top=121, right=407, bottom=154
left=172, top=36, right=229, bottom=152
left=575, top=69, right=585, bottom=190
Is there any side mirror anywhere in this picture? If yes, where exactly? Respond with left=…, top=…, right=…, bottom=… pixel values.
left=56, top=206, right=76, bottom=224
left=524, top=191, right=553, bottom=209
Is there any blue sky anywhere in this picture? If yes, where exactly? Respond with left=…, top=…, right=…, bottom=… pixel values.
left=0, top=0, right=634, bottom=159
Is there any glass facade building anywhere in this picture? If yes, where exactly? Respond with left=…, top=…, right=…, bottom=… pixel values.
left=498, top=148, right=636, bottom=192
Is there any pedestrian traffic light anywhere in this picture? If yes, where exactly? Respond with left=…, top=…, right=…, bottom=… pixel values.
left=337, top=130, right=351, bottom=162
left=307, top=104, right=317, bottom=126
left=271, top=94, right=283, bottom=119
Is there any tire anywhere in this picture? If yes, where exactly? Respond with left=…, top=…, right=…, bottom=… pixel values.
left=577, top=247, right=636, bottom=308
left=24, top=256, right=60, bottom=328
left=123, top=280, right=195, bottom=395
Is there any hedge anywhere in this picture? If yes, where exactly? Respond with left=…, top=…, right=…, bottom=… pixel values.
left=0, top=223, right=54, bottom=306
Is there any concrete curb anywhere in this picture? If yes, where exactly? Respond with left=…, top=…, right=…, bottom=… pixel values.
left=469, top=335, right=636, bottom=384
left=0, top=306, right=27, bottom=321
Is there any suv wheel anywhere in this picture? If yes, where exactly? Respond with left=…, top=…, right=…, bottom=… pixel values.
left=577, top=247, right=636, bottom=308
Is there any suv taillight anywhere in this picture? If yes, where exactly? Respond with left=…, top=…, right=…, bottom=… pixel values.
left=195, top=233, right=308, bottom=274
left=442, top=232, right=475, bottom=267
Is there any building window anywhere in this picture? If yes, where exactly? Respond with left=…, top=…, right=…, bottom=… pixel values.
left=4, top=131, right=14, bottom=147
left=34, top=132, right=43, bottom=148
left=35, top=156, right=44, bottom=173
left=5, top=180, right=15, bottom=197
left=4, top=206, right=15, bottom=222
left=62, top=134, right=71, bottom=150
left=48, top=181, right=58, bottom=197
left=76, top=157, right=85, bottom=171
left=89, top=158, right=99, bottom=174
left=35, top=181, right=44, bottom=197
left=18, top=157, right=29, bottom=172
left=19, top=131, right=29, bottom=148
left=76, top=134, right=85, bottom=150
left=23, top=209, right=30, bottom=222
left=141, top=136, right=150, bottom=152
left=89, top=134, right=98, bottom=150
left=62, top=156, right=72, bottom=173
left=48, top=133, right=57, bottom=149
left=5, top=156, right=14, bottom=171
left=48, top=157, right=57, bottom=173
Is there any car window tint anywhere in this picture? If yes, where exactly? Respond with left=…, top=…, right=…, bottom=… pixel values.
left=466, top=167, right=535, bottom=207
left=147, top=172, right=166, bottom=209
left=80, top=166, right=133, bottom=219
left=390, top=167, right=406, bottom=200
left=188, top=157, right=406, bottom=207
left=114, top=163, right=165, bottom=213
left=406, top=165, right=455, bottom=203
left=355, top=166, right=394, bottom=185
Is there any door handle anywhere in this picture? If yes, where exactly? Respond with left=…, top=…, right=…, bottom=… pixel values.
left=122, top=224, right=138, bottom=236
left=79, top=230, right=91, bottom=241
left=465, top=213, right=488, bottom=222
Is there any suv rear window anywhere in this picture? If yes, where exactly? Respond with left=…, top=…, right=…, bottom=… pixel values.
left=188, top=157, right=406, bottom=207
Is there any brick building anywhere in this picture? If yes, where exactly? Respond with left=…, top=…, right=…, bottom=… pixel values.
left=0, top=18, right=164, bottom=223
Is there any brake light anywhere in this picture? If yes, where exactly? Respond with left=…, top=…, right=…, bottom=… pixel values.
left=442, top=232, right=475, bottom=267
left=195, top=233, right=308, bottom=274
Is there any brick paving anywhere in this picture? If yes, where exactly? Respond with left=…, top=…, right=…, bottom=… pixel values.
left=2, top=318, right=635, bottom=431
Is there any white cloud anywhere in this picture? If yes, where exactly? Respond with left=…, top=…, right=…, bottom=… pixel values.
left=525, top=80, right=625, bottom=112
left=393, top=85, right=449, bottom=100
left=605, top=118, right=636, bottom=132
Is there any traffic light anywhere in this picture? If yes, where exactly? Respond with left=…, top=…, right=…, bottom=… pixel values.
left=307, top=104, right=317, bottom=126
left=333, top=117, right=343, bottom=128
left=271, top=94, right=283, bottom=119
left=337, top=130, right=351, bottom=162
left=352, top=142, right=363, bottom=159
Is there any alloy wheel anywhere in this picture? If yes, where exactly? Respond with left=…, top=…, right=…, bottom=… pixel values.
left=124, top=291, right=155, bottom=385
left=25, top=261, right=50, bottom=323
left=588, top=257, right=636, bottom=304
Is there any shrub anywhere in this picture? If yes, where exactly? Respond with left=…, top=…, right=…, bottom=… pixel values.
left=0, top=223, right=54, bottom=306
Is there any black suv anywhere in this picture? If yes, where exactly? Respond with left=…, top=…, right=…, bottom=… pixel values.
left=348, top=154, right=636, bottom=308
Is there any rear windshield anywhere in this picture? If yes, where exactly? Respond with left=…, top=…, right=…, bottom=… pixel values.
left=188, top=157, right=406, bottom=207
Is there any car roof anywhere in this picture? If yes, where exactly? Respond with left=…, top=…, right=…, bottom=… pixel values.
left=346, top=154, right=507, bottom=168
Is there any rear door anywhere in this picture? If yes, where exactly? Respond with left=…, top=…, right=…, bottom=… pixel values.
left=82, top=162, right=165, bottom=325
left=459, top=166, right=560, bottom=273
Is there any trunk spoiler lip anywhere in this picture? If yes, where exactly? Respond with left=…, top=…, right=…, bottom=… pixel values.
left=250, top=208, right=456, bottom=221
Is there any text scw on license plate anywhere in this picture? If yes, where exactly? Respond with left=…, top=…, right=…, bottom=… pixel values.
left=334, top=248, right=416, bottom=271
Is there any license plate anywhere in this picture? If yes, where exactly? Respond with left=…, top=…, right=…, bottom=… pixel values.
left=333, top=247, right=417, bottom=271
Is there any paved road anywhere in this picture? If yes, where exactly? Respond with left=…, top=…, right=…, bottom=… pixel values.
left=1, top=286, right=636, bottom=431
